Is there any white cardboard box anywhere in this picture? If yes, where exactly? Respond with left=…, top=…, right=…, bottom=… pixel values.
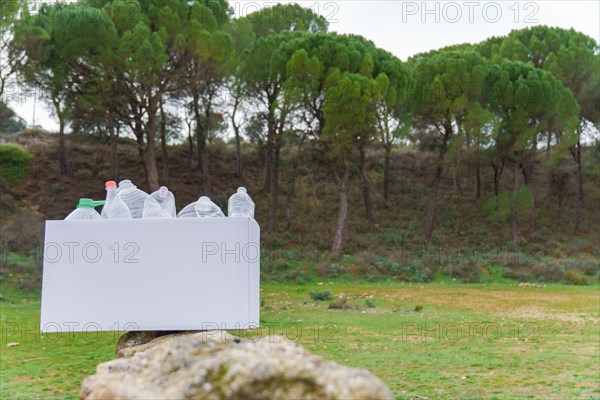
left=40, top=217, right=260, bottom=332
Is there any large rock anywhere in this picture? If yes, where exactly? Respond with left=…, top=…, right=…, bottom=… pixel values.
left=115, top=330, right=185, bottom=358
left=81, top=330, right=393, bottom=400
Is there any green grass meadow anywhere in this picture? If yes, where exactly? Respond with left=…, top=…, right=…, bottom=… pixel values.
left=1, top=281, right=599, bottom=399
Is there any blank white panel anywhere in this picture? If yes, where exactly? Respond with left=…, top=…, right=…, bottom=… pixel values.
left=40, top=218, right=260, bottom=331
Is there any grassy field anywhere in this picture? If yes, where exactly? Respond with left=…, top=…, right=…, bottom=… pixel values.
left=1, top=281, right=598, bottom=399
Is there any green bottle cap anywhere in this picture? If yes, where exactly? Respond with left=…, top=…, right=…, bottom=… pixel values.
left=76, top=198, right=106, bottom=208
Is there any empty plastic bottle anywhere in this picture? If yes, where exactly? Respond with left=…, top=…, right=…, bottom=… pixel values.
left=102, top=180, right=132, bottom=219
left=228, top=187, right=255, bottom=218
left=117, top=179, right=149, bottom=218
left=177, top=196, right=224, bottom=218
left=177, top=202, right=199, bottom=218
left=145, top=186, right=176, bottom=218
left=65, top=198, right=105, bottom=220
left=142, top=196, right=165, bottom=218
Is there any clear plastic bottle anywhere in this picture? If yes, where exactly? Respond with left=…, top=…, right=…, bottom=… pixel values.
left=177, top=196, right=224, bottom=218
left=145, top=186, right=176, bottom=218
left=177, top=202, right=199, bottom=218
left=142, top=196, right=165, bottom=218
left=117, top=179, right=149, bottom=218
left=65, top=198, right=105, bottom=220
left=102, top=180, right=132, bottom=219
left=228, top=187, right=255, bottom=218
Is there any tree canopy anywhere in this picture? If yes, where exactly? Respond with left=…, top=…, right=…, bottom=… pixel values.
left=8, top=2, right=599, bottom=252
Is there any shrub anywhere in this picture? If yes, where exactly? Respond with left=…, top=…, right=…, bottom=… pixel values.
left=386, top=260, right=402, bottom=275
left=328, top=263, right=344, bottom=277
left=365, top=298, right=376, bottom=308
left=314, top=262, right=346, bottom=278
left=561, top=259, right=599, bottom=276
left=328, top=298, right=356, bottom=310
left=309, top=290, right=332, bottom=301
left=273, top=258, right=288, bottom=270
left=290, top=269, right=309, bottom=284
left=531, top=264, right=564, bottom=282
left=294, top=273, right=309, bottom=285
left=563, top=270, right=590, bottom=286
left=314, top=262, right=329, bottom=276
left=0, top=144, right=32, bottom=185
left=501, top=266, right=529, bottom=282
left=356, top=251, right=379, bottom=268
left=443, top=262, right=481, bottom=283
left=394, top=260, right=435, bottom=282
left=374, top=257, right=402, bottom=274
left=413, top=266, right=434, bottom=282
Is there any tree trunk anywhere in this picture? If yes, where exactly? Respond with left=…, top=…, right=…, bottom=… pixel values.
left=453, top=163, right=462, bottom=194
left=202, top=104, right=212, bottom=195
left=231, top=100, right=243, bottom=180
left=383, top=143, right=391, bottom=206
left=492, top=158, right=504, bottom=196
left=144, top=99, right=160, bottom=192
left=511, top=160, right=521, bottom=243
left=546, top=132, right=551, bottom=159
left=571, top=139, right=583, bottom=232
left=423, top=123, right=451, bottom=242
left=133, top=119, right=148, bottom=183
left=192, top=94, right=211, bottom=194
left=193, top=94, right=202, bottom=173
left=160, top=103, right=170, bottom=184
left=108, top=113, right=119, bottom=181
left=263, top=144, right=272, bottom=193
left=263, top=103, right=278, bottom=194
left=331, top=166, right=349, bottom=259
left=144, top=142, right=160, bottom=192
left=360, top=144, right=374, bottom=223
left=267, top=143, right=280, bottom=235
left=53, top=99, right=67, bottom=176
left=200, top=139, right=210, bottom=195
left=234, top=124, right=243, bottom=180
left=186, top=118, right=193, bottom=183
left=474, top=163, right=481, bottom=199
left=521, top=161, right=536, bottom=235
left=58, top=116, right=67, bottom=176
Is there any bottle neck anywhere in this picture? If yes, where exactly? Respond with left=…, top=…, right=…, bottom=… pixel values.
left=106, top=187, right=117, bottom=201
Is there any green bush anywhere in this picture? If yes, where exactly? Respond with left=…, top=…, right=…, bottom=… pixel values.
left=563, top=270, right=590, bottom=286
left=314, top=262, right=347, bottom=278
left=0, top=144, right=32, bottom=184
left=273, top=258, right=289, bottom=270
left=531, top=264, right=564, bottom=282
left=309, top=290, right=332, bottom=301
left=293, top=271, right=310, bottom=285
left=391, top=259, right=434, bottom=282
left=561, top=259, right=599, bottom=276
left=365, top=298, right=376, bottom=308
left=443, top=262, right=481, bottom=283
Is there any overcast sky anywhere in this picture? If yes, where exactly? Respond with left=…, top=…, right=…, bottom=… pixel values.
left=7, top=0, right=600, bottom=131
